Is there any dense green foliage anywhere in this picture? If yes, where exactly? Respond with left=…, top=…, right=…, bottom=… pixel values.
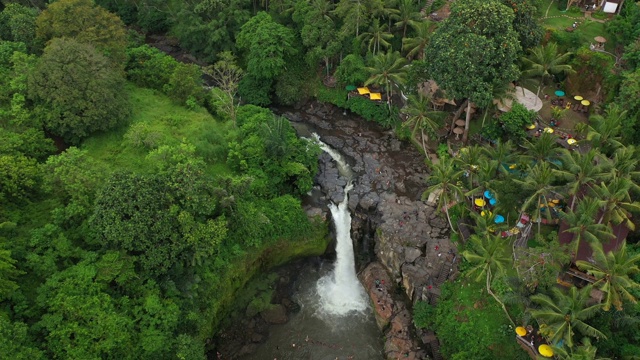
left=28, top=38, right=131, bottom=143
left=3, top=0, right=640, bottom=358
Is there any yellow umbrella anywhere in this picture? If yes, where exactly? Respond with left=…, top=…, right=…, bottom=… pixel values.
left=539, top=344, right=554, bottom=358
left=526, top=124, right=536, bottom=130
left=574, top=95, right=583, bottom=101
left=357, top=87, right=370, bottom=95
left=544, top=127, right=554, bottom=133
left=515, top=327, right=527, bottom=336
left=581, top=99, right=590, bottom=106
left=552, top=199, right=560, bottom=204
left=567, top=138, right=577, bottom=145
left=475, top=198, right=486, bottom=207
left=369, top=92, right=382, bottom=100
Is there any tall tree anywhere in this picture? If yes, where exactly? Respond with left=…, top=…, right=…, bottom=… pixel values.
left=554, top=148, right=609, bottom=210
left=529, top=286, right=606, bottom=349
left=521, top=132, right=561, bottom=164
left=520, top=42, right=574, bottom=103
left=561, top=197, right=615, bottom=259
left=358, top=18, right=393, bottom=55
left=515, top=161, right=557, bottom=234
left=482, top=140, right=519, bottom=173
left=587, top=104, right=626, bottom=156
left=454, top=145, right=484, bottom=192
left=236, top=12, right=296, bottom=81
left=364, top=50, right=407, bottom=111
left=393, top=0, right=420, bottom=38
left=400, top=92, right=446, bottom=155
left=425, top=0, right=521, bottom=142
left=0, top=3, right=40, bottom=51
left=203, top=51, right=244, bottom=126
left=36, top=0, right=128, bottom=67
left=401, top=20, right=433, bottom=60
left=28, top=38, right=130, bottom=143
left=576, top=241, right=640, bottom=311
left=292, top=0, right=342, bottom=74
left=333, top=0, right=368, bottom=37
left=422, top=157, right=465, bottom=232
left=591, top=177, right=640, bottom=230
left=609, top=146, right=640, bottom=194
left=462, top=234, right=515, bottom=326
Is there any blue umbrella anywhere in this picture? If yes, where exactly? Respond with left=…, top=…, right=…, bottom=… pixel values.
left=490, top=198, right=497, bottom=206
left=494, top=215, right=505, bottom=224
left=555, top=90, right=565, bottom=97
left=484, top=190, right=493, bottom=199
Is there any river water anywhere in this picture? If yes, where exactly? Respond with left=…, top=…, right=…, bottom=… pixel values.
left=240, top=135, right=384, bottom=360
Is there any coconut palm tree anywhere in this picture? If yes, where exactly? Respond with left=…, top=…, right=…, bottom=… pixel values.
left=483, top=140, right=519, bottom=174
left=609, top=146, right=640, bottom=195
left=393, top=0, right=421, bottom=38
left=591, top=177, right=640, bottom=230
left=610, top=146, right=640, bottom=191
left=514, top=161, right=557, bottom=234
left=400, top=92, right=447, bottom=155
left=520, top=42, right=574, bottom=100
left=587, top=104, right=626, bottom=156
left=358, top=18, right=393, bottom=55
left=463, top=234, right=515, bottom=325
left=551, top=337, right=612, bottom=360
left=421, top=157, right=465, bottom=232
left=576, top=241, right=640, bottom=311
left=401, top=20, right=434, bottom=60
left=467, top=158, right=500, bottom=198
left=364, top=50, right=408, bottom=111
left=554, top=148, right=610, bottom=211
left=560, top=197, right=614, bottom=259
left=454, top=145, right=484, bottom=191
left=529, top=286, right=606, bottom=349
left=522, top=132, right=562, bottom=164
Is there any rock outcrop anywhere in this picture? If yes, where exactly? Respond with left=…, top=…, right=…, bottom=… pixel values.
left=283, top=101, right=460, bottom=359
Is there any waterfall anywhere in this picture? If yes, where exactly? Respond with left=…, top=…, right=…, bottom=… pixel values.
left=312, top=134, right=368, bottom=316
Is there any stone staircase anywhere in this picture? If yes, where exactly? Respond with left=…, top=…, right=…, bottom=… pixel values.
left=420, top=0, right=436, bottom=16
left=422, top=331, right=444, bottom=360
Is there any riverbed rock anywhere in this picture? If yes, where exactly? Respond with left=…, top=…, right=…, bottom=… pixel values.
left=260, top=304, right=288, bottom=324
left=404, top=247, right=422, bottom=264
left=281, top=102, right=458, bottom=359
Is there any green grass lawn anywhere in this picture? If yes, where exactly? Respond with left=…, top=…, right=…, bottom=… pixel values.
left=537, top=0, right=612, bottom=52
left=81, top=84, right=232, bottom=176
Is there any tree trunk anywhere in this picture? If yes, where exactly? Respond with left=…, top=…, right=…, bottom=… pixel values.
left=421, top=128, right=428, bottom=156
left=450, top=99, right=469, bottom=135
left=462, top=101, right=471, bottom=143
left=387, top=79, right=392, bottom=112
left=445, top=206, right=456, bottom=233
left=487, top=268, right=516, bottom=326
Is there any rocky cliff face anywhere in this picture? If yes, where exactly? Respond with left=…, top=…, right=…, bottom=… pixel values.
left=282, top=101, right=459, bottom=359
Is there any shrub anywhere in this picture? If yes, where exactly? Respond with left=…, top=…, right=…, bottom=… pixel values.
left=163, top=63, right=204, bottom=106
left=125, top=45, right=178, bottom=90
left=124, top=122, right=164, bottom=149
left=334, top=54, right=369, bottom=86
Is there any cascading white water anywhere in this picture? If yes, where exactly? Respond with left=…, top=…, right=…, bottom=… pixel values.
left=312, top=134, right=368, bottom=316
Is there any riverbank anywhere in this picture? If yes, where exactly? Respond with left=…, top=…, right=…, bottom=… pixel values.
left=213, top=99, right=458, bottom=359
